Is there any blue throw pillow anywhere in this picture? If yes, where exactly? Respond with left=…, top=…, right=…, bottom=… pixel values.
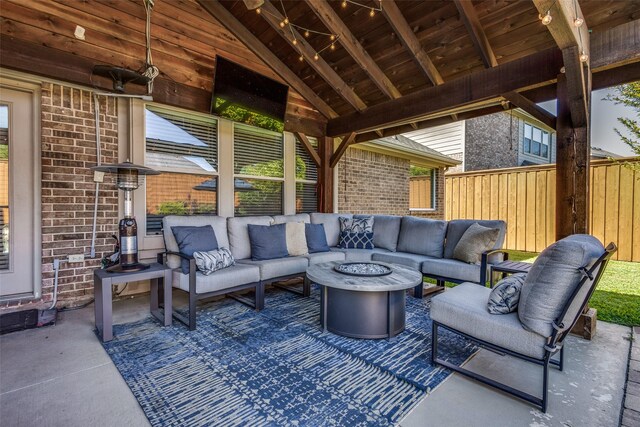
left=247, top=223, right=289, bottom=261
left=305, top=223, right=330, bottom=253
left=338, top=231, right=374, bottom=249
left=171, top=225, right=218, bottom=274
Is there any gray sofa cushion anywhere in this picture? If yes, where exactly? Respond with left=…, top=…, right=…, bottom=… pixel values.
left=310, top=213, right=352, bottom=247
left=227, top=216, right=273, bottom=260
left=445, top=219, right=506, bottom=259
left=162, top=215, right=229, bottom=270
left=372, top=252, right=432, bottom=270
left=305, top=251, right=346, bottom=265
left=421, top=257, right=484, bottom=283
left=431, top=283, right=547, bottom=359
left=272, top=213, right=311, bottom=224
left=355, top=214, right=401, bottom=252
left=396, top=216, right=448, bottom=258
left=518, top=234, right=605, bottom=338
left=238, top=256, right=309, bottom=281
left=330, top=247, right=390, bottom=262
left=452, top=222, right=501, bottom=264
left=172, top=263, right=260, bottom=295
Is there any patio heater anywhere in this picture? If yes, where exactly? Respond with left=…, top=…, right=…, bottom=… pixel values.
left=91, top=161, right=160, bottom=272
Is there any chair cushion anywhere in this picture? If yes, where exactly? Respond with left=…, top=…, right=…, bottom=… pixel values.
left=330, top=247, right=390, bottom=262
left=371, top=252, right=432, bottom=270
left=431, top=283, right=548, bottom=359
left=453, top=222, right=501, bottom=264
left=227, top=216, right=273, bottom=260
left=305, top=223, right=331, bottom=253
left=162, top=215, right=229, bottom=270
left=310, top=213, right=353, bottom=247
left=272, top=213, right=311, bottom=224
left=238, top=256, right=309, bottom=281
left=421, top=257, right=483, bottom=283
left=487, top=273, right=527, bottom=314
left=193, top=248, right=235, bottom=275
left=285, top=222, right=308, bottom=256
left=518, top=234, right=605, bottom=338
left=355, top=214, right=401, bottom=252
left=445, top=219, right=506, bottom=259
left=247, top=223, right=289, bottom=261
left=171, top=225, right=218, bottom=274
left=172, top=263, right=260, bottom=295
left=396, top=216, right=447, bottom=258
left=305, top=251, right=346, bottom=265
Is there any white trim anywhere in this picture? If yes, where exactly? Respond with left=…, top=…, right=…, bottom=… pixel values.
left=217, top=119, right=234, bottom=217
left=0, top=78, right=42, bottom=300
left=409, top=208, right=437, bottom=212
left=283, top=132, right=296, bottom=214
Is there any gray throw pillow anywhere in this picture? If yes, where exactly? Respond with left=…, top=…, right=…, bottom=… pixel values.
left=193, top=248, right=235, bottom=275
left=171, top=225, right=218, bottom=274
left=339, top=216, right=374, bottom=233
left=452, top=223, right=500, bottom=264
left=487, top=273, right=527, bottom=314
left=247, top=223, right=289, bottom=261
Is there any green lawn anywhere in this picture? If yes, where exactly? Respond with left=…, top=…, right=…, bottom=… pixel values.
left=426, top=251, right=640, bottom=326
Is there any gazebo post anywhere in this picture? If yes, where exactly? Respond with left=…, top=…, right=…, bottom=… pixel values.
left=556, top=68, right=595, bottom=339
left=318, top=136, right=334, bottom=213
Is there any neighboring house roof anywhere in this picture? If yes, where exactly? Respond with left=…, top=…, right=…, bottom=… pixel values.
left=591, top=146, right=622, bottom=159
left=362, top=134, right=460, bottom=167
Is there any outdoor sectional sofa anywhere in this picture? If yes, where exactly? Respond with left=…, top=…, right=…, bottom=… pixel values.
left=160, top=213, right=506, bottom=330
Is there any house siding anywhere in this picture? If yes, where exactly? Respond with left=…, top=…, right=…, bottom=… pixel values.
left=336, top=146, right=445, bottom=219
left=1, top=83, right=119, bottom=311
left=404, top=121, right=465, bottom=156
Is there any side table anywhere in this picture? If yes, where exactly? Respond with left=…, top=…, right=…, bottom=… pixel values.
left=94, top=263, right=173, bottom=342
left=489, top=260, right=533, bottom=287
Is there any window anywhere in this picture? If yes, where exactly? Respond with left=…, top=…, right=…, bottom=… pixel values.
left=523, top=123, right=550, bottom=159
left=0, top=105, right=8, bottom=270
left=233, top=123, right=284, bottom=216
left=295, top=135, right=318, bottom=213
left=409, top=166, right=435, bottom=210
left=145, top=107, right=218, bottom=235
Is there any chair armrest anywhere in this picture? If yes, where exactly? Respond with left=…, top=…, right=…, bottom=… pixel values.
left=480, top=249, right=509, bottom=286
left=157, top=251, right=196, bottom=275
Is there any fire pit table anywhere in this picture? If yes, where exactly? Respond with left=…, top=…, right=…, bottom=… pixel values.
left=306, top=261, right=422, bottom=339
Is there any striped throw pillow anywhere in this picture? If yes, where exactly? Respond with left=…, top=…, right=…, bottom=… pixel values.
left=193, top=248, right=235, bottom=275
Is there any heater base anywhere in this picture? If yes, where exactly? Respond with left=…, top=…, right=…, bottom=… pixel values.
left=106, top=263, right=150, bottom=273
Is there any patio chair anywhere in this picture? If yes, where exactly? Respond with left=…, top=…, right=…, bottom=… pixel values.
left=430, top=235, right=616, bottom=412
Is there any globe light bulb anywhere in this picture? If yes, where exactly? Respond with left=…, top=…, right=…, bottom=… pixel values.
left=284, top=17, right=289, bottom=24
left=304, top=30, right=310, bottom=38
left=330, top=43, right=336, bottom=51
left=299, top=55, right=304, bottom=62
left=573, top=17, right=584, bottom=27
left=330, top=34, right=336, bottom=41
left=341, top=1, right=347, bottom=8
left=279, top=20, right=286, bottom=28
left=540, top=11, right=552, bottom=25
left=255, top=7, right=261, bottom=14
left=369, top=8, right=375, bottom=17
left=314, top=53, right=319, bottom=61
left=579, top=51, right=589, bottom=63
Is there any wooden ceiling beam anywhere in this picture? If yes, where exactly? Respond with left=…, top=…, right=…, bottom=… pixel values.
left=381, top=0, right=444, bottom=85
left=327, top=48, right=563, bottom=137
left=330, top=132, right=357, bottom=168
left=260, top=1, right=366, bottom=112
left=196, top=0, right=337, bottom=119
left=307, top=0, right=402, bottom=100
left=502, top=91, right=557, bottom=130
left=294, top=132, right=321, bottom=166
left=453, top=0, right=498, bottom=68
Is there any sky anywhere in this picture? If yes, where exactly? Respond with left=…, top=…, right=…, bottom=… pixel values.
left=539, top=87, right=637, bottom=157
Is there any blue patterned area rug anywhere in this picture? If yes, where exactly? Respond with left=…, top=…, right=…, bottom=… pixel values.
left=102, top=287, right=476, bottom=426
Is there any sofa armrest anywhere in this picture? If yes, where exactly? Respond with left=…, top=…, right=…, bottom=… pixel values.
left=158, top=251, right=197, bottom=274
left=480, top=249, right=510, bottom=286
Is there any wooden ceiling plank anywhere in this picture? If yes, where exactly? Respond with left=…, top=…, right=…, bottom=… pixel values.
left=453, top=0, right=499, bottom=68
left=330, top=132, right=357, bottom=168
left=306, top=0, right=402, bottom=100
left=260, top=1, right=366, bottom=112
left=381, top=0, right=444, bottom=85
left=294, top=132, right=322, bottom=166
left=196, top=0, right=337, bottom=119
left=502, top=91, right=557, bottom=129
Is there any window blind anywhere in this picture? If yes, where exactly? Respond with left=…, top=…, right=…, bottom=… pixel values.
left=234, top=124, right=283, bottom=177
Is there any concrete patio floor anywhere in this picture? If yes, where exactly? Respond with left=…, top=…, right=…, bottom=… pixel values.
left=0, top=292, right=631, bottom=427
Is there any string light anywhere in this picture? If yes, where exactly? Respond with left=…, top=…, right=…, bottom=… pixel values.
left=341, top=0, right=347, bottom=8
left=292, top=38, right=298, bottom=45
left=369, top=8, right=375, bottom=17
left=299, top=55, right=304, bottom=62
left=279, top=20, right=286, bottom=28
left=304, top=30, right=310, bottom=38
left=330, top=43, right=336, bottom=51
left=579, top=51, right=589, bottom=62
left=255, top=7, right=261, bottom=14
left=314, top=53, right=319, bottom=61
left=283, top=17, right=289, bottom=24
left=539, top=11, right=552, bottom=25
left=573, top=17, right=584, bottom=27
left=330, top=34, right=336, bottom=41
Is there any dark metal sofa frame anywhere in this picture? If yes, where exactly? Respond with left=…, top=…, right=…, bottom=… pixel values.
left=414, top=249, right=510, bottom=297
left=431, top=242, right=616, bottom=413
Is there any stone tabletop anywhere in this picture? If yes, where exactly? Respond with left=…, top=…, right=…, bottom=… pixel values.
left=306, top=261, right=422, bottom=292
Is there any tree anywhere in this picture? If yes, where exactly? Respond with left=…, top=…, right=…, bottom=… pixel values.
left=605, top=82, right=640, bottom=170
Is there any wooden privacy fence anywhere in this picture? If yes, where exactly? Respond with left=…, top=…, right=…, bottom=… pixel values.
left=444, top=158, right=640, bottom=262
left=409, top=175, right=433, bottom=209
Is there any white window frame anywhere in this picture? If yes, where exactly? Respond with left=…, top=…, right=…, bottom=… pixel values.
left=523, top=122, right=551, bottom=159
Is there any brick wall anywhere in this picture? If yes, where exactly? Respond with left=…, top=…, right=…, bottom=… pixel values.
left=337, top=147, right=410, bottom=215
left=464, top=111, right=519, bottom=171
left=1, top=83, right=119, bottom=311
